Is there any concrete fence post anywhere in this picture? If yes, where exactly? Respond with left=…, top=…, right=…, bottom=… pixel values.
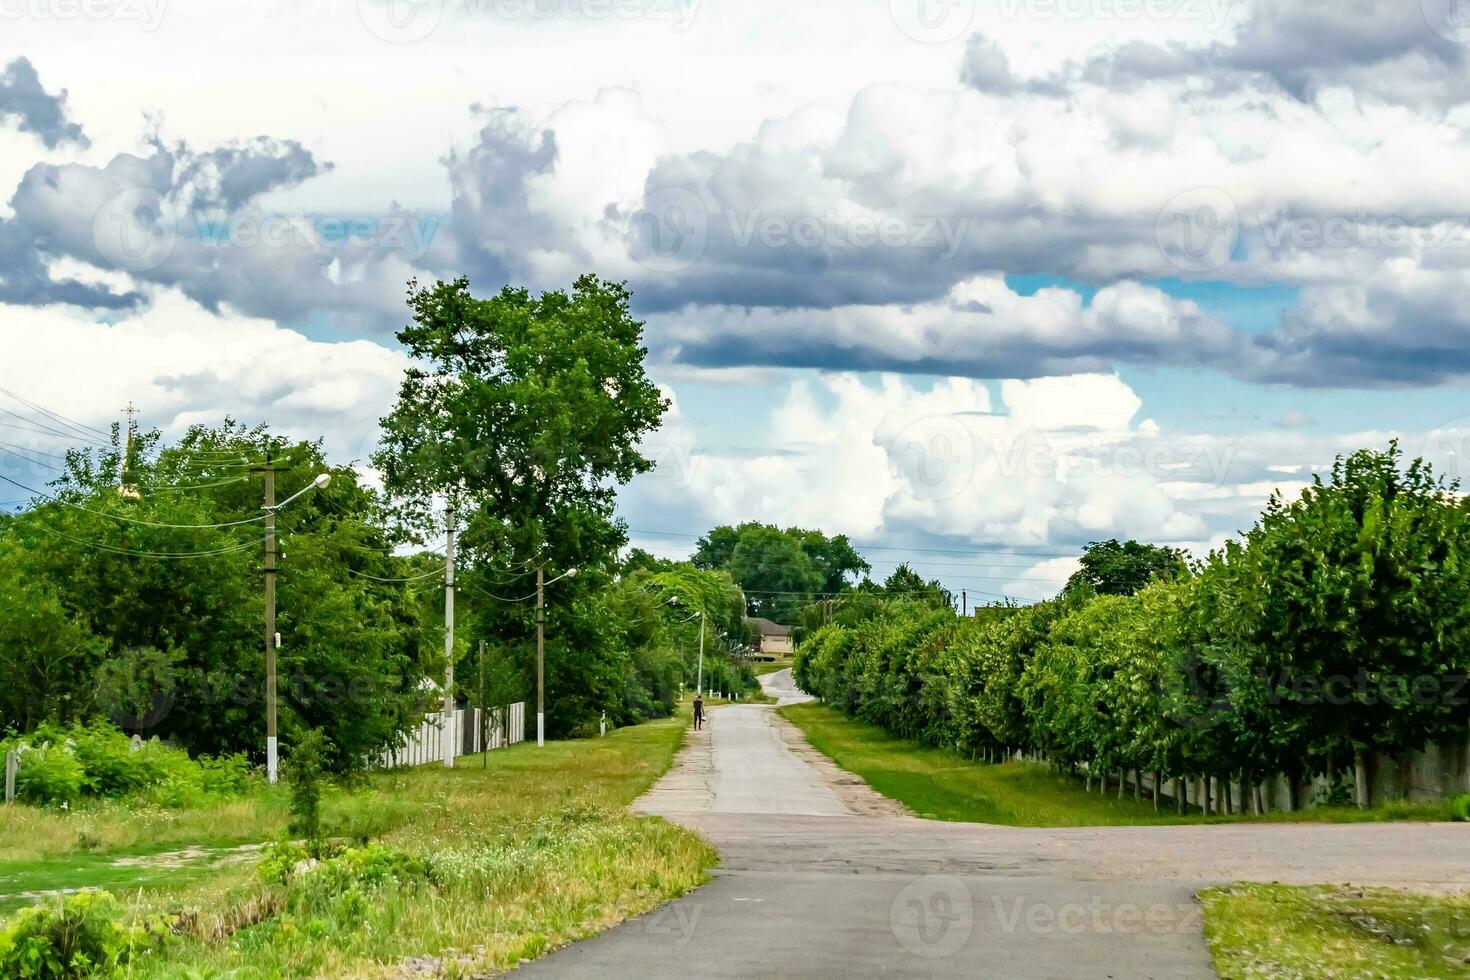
left=5, top=750, right=16, bottom=804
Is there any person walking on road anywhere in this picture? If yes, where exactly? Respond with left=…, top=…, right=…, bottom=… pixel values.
left=692, top=693, right=705, bottom=731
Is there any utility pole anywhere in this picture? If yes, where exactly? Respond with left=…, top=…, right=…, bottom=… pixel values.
left=696, top=609, right=706, bottom=696
left=119, top=402, right=139, bottom=499
left=479, top=639, right=487, bottom=769
left=258, top=455, right=279, bottom=784
left=536, top=563, right=545, bottom=748
left=442, top=506, right=456, bottom=768
left=962, top=590, right=967, bottom=617
left=251, top=462, right=329, bottom=785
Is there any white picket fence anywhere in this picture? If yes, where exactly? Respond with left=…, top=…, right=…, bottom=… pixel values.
left=376, top=702, right=526, bottom=770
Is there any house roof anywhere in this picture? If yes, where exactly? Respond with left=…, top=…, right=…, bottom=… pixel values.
left=749, top=617, right=792, bottom=637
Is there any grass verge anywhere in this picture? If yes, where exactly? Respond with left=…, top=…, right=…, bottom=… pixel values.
left=1200, top=883, right=1470, bottom=978
left=3, top=712, right=714, bottom=977
left=780, top=702, right=1454, bottom=827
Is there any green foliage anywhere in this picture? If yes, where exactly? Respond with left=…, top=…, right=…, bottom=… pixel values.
left=1451, top=795, right=1470, bottom=822
left=13, top=745, right=86, bottom=807
left=0, top=420, right=439, bottom=770
left=1064, top=538, right=1186, bottom=597
left=795, top=445, right=1470, bottom=808
left=693, top=522, right=870, bottom=621
left=1, top=722, right=257, bottom=809
left=0, top=890, right=164, bottom=979
left=287, top=730, right=328, bottom=857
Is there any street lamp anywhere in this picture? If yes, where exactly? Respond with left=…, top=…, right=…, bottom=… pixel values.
left=668, top=596, right=707, bottom=696
left=259, top=469, right=331, bottom=784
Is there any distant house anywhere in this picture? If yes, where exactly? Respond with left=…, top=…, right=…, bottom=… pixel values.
left=749, top=618, right=793, bottom=660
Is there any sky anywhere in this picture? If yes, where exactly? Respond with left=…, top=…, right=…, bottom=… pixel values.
left=4, top=0, right=1470, bottom=602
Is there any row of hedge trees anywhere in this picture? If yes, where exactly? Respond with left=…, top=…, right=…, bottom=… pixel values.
left=793, top=445, right=1470, bottom=810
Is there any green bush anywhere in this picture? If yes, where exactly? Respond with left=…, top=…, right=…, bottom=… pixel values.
left=4, top=722, right=257, bottom=809
left=1451, top=795, right=1470, bottom=822
left=14, top=746, right=85, bottom=807
left=287, top=730, right=328, bottom=857
left=0, top=890, right=164, bottom=979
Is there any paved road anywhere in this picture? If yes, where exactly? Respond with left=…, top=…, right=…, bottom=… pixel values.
left=518, top=670, right=1470, bottom=979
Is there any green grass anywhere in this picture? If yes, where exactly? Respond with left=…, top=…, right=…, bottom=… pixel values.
left=754, top=659, right=792, bottom=677
left=2, top=711, right=714, bottom=977
left=780, top=702, right=1455, bottom=827
left=1201, top=883, right=1470, bottom=978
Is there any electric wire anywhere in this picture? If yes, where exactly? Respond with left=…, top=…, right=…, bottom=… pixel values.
left=0, top=474, right=269, bottom=529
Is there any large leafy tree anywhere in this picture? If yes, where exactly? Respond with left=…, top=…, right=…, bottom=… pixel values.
left=1197, top=444, right=1470, bottom=797
left=373, top=276, right=669, bottom=737
left=0, top=421, right=436, bottom=768
left=1065, top=539, right=1187, bottom=597
left=693, top=522, right=870, bottom=620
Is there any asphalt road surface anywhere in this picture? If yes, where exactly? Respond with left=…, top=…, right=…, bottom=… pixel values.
left=517, top=670, right=1470, bottom=978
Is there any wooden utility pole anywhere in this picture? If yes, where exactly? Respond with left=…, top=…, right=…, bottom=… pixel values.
left=442, top=506, right=456, bottom=768
left=479, top=639, right=488, bottom=769
left=536, top=563, right=545, bottom=747
left=254, top=456, right=280, bottom=783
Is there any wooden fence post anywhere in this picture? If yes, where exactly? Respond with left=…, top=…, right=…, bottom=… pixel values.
left=5, top=750, right=17, bottom=804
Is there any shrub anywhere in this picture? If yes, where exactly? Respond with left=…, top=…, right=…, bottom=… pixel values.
left=1451, top=795, right=1470, bottom=822
left=4, top=722, right=255, bottom=809
left=0, top=890, right=164, bottom=979
left=14, top=746, right=85, bottom=807
left=287, top=730, right=328, bottom=857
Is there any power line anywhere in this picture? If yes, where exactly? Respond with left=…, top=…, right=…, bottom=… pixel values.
left=0, top=474, right=268, bottom=530
left=466, top=581, right=539, bottom=603
left=626, top=527, right=1088, bottom=559
left=343, top=564, right=448, bottom=583
left=23, top=522, right=268, bottom=559
left=0, top=386, right=110, bottom=441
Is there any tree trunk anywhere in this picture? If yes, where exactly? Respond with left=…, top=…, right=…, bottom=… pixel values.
left=1354, top=751, right=1369, bottom=809
left=1133, top=769, right=1142, bottom=801
left=1175, top=777, right=1185, bottom=815
left=1152, top=770, right=1161, bottom=811
left=1118, top=770, right=1125, bottom=800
